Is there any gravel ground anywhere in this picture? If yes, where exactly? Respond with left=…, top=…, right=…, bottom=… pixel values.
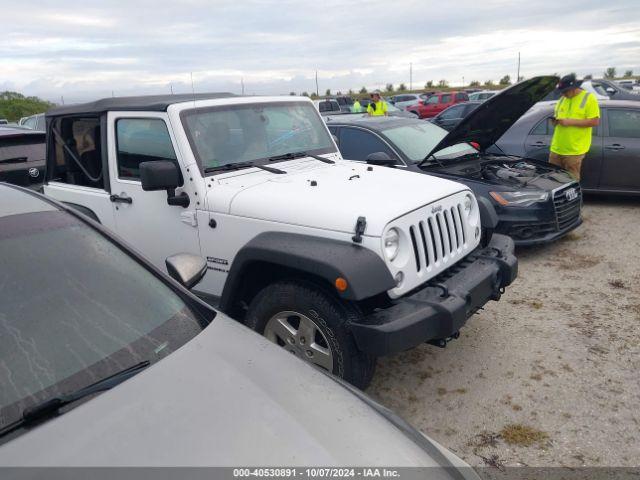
left=368, top=195, right=640, bottom=470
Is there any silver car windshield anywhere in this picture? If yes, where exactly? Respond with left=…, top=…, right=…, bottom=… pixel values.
left=381, top=122, right=476, bottom=162
left=181, top=101, right=336, bottom=172
left=0, top=211, right=208, bottom=433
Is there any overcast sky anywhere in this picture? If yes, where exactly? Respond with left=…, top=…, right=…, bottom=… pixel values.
left=2, top=0, right=639, bottom=103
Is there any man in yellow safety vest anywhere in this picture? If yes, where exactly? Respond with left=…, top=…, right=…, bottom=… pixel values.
left=367, top=91, right=388, bottom=117
left=549, top=74, right=600, bottom=181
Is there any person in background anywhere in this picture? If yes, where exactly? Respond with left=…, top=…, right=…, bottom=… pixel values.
left=351, top=98, right=362, bottom=113
left=367, top=91, right=388, bottom=117
left=549, top=74, right=600, bottom=181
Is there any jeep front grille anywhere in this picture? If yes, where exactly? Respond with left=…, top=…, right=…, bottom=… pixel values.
left=408, top=205, right=468, bottom=273
left=553, top=183, right=582, bottom=231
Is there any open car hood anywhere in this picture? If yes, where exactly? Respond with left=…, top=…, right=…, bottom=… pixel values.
left=428, top=76, right=559, bottom=158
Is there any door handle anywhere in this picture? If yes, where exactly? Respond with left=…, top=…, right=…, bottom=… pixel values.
left=110, top=193, right=133, bottom=204
left=604, top=144, right=625, bottom=151
left=528, top=141, right=549, bottom=147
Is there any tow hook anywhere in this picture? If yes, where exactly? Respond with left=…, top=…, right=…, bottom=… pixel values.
left=427, top=331, right=460, bottom=348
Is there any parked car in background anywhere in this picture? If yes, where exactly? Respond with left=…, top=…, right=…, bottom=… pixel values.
left=406, top=91, right=469, bottom=119
left=428, top=101, right=482, bottom=131
left=390, top=93, right=428, bottom=110
left=0, top=119, right=9, bottom=125
left=542, top=79, right=638, bottom=102
left=0, top=126, right=46, bottom=188
left=313, top=98, right=342, bottom=114
left=0, top=183, right=480, bottom=473
left=332, top=95, right=355, bottom=112
left=328, top=76, right=586, bottom=246
left=468, top=90, right=498, bottom=101
left=495, top=99, right=640, bottom=195
left=42, top=93, right=517, bottom=388
left=616, top=79, right=639, bottom=92
left=18, top=113, right=45, bottom=131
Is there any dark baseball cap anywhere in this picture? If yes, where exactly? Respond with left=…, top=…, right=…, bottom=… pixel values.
left=557, top=74, right=583, bottom=92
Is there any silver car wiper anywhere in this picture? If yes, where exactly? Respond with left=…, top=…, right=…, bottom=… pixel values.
left=0, top=361, right=150, bottom=438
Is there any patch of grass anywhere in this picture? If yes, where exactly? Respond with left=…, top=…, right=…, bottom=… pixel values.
left=530, top=373, right=543, bottom=381
left=437, top=387, right=447, bottom=396
left=500, top=423, right=549, bottom=447
left=512, top=403, right=523, bottom=411
left=418, top=371, right=432, bottom=381
left=560, top=231, right=582, bottom=243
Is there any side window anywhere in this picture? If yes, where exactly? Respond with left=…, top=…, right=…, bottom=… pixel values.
left=440, top=105, right=465, bottom=120
left=607, top=109, right=640, bottom=138
left=441, top=94, right=452, bottom=103
left=455, top=93, right=467, bottom=101
left=116, top=118, right=177, bottom=180
left=50, top=116, right=104, bottom=189
left=339, top=128, right=396, bottom=161
left=530, top=117, right=552, bottom=136
left=426, top=96, right=439, bottom=104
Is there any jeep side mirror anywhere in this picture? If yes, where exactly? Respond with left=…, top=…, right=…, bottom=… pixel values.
left=140, top=161, right=190, bottom=208
left=366, top=151, right=396, bottom=166
left=165, top=253, right=207, bottom=289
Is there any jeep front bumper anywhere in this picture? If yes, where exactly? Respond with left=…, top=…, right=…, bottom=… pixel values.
left=349, top=233, right=517, bottom=356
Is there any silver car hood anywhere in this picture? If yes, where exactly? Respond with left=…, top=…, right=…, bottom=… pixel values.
left=0, top=315, right=469, bottom=469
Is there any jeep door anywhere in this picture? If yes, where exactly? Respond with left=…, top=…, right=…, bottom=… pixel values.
left=107, top=112, right=201, bottom=270
left=43, top=116, right=117, bottom=230
left=598, top=107, right=640, bottom=192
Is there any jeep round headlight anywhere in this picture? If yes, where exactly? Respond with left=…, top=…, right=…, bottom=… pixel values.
left=384, top=228, right=400, bottom=261
left=463, top=194, right=474, bottom=217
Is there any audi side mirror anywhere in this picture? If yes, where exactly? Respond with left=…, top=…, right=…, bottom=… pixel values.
left=366, top=152, right=396, bottom=166
left=165, top=253, right=208, bottom=289
left=140, top=161, right=190, bottom=208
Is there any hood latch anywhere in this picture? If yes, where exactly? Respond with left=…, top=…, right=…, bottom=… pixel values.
left=352, top=216, right=367, bottom=244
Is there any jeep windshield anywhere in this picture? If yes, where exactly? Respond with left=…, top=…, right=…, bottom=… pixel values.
left=180, top=101, right=336, bottom=174
left=380, top=122, right=476, bottom=165
left=0, top=210, right=211, bottom=442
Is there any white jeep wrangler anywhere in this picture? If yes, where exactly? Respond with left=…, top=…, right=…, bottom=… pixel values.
left=43, top=94, right=517, bottom=388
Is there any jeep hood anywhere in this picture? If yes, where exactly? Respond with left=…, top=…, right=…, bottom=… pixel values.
left=0, top=315, right=467, bottom=469
left=209, top=159, right=468, bottom=237
left=428, top=76, right=559, bottom=157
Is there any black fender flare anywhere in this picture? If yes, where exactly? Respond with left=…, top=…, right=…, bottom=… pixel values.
left=477, top=196, right=498, bottom=247
left=219, top=232, right=395, bottom=311
left=61, top=202, right=101, bottom=223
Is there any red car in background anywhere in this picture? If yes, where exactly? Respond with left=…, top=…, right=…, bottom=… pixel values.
left=406, top=91, right=469, bottom=118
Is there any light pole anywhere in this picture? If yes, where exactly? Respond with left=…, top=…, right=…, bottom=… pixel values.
left=410, top=63, right=413, bottom=91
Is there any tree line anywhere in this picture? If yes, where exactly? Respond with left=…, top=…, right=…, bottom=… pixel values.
left=290, top=67, right=636, bottom=98
left=0, top=91, right=55, bottom=122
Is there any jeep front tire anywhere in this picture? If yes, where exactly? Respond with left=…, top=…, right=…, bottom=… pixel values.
left=245, top=280, right=376, bottom=389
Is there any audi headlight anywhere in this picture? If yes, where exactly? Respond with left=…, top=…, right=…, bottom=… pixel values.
left=384, top=228, right=400, bottom=261
left=490, top=191, right=549, bottom=207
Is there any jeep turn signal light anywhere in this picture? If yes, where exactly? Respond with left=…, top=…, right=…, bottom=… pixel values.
left=489, top=191, right=509, bottom=206
left=335, top=277, right=348, bottom=292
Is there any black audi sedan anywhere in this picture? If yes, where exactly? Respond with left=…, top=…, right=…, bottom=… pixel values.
left=326, top=76, right=583, bottom=246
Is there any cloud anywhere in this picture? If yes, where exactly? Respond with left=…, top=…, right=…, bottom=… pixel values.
left=1, top=0, right=638, bottom=102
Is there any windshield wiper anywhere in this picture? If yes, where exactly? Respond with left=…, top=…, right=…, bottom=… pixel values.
left=204, top=161, right=286, bottom=174
left=0, top=360, right=150, bottom=438
left=418, top=153, right=443, bottom=168
left=268, top=151, right=335, bottom=164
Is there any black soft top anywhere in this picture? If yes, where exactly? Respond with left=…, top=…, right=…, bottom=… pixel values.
left=46, top=92, right=237, bottom=117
